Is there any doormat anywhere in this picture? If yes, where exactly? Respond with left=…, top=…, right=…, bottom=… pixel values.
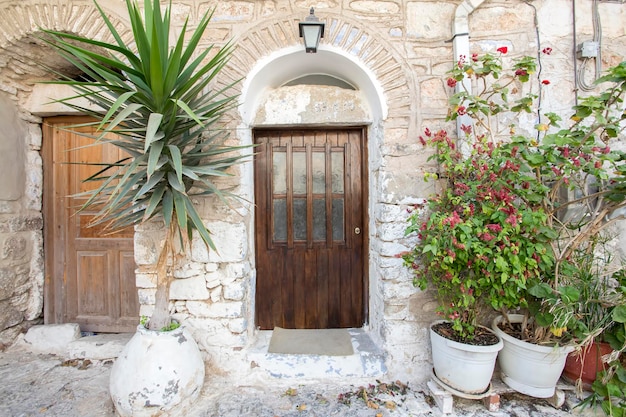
left=268, top=327, right=354, bottom=356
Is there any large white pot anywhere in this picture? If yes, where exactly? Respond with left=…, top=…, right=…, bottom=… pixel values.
left=430, top=320, right=503, bottom=394
left=110, top=325, right=205, bottom=417
left=492, top=314, right=573, bottom=398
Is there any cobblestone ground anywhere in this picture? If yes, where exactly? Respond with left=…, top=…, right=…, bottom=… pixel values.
left=0, top=345, right=602, bottom=417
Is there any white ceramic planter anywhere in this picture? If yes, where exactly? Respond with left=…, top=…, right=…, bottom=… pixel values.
left=430, top=320, right=503, bottom=394
left=109, top=325, right=205, bottom=417
left=492, top=314, right=573, bottom=398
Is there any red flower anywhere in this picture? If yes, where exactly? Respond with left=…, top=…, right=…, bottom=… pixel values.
left=541, top=79, right=550, bottom=85
left=419, top=136, right=426, bottom=146
left=542, top=47, right=553, bottom=55
left=497, top=46, right=508, bottom=54
left=460, top=124, right=472, bottom=135
left=457, top=106, right=467, bottom=116
left=486, top=224, right=503, bottom=233
left=424, top=127, right=432, bottom=137
left=447, top=78, right=457, bottom=88
left=515, top=69, right=528, bottom=77
left=471, top=53, right=478, bottom=62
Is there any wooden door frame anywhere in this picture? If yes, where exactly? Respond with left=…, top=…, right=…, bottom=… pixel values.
left=42, top=116, right=69, bottom=324
left=42, top=116, right=138, bottom=329
left=252, top=126, right=370, bottom=328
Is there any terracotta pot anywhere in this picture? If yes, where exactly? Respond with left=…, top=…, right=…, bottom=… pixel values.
left=562, top=341, right=613, bottom=389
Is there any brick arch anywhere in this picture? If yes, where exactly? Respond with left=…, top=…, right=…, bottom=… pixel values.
left=225, top=14, right=416, bottom=127
left=0, top=1, right=132, bottom=86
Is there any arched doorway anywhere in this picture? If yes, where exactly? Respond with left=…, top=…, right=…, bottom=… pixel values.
left=239, top=47, right=383, bottom=330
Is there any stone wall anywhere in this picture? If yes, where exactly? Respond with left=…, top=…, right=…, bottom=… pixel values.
left=0, top=0, right=624, bottom=382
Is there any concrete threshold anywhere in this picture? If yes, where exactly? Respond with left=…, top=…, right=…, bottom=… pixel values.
left=247, top=328, right=387, bottom=379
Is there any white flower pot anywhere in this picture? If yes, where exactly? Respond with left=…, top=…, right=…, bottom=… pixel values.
left=492, top=314, right=573, bottom=398
left=109, top=325, right=205, bottom=417
left=430, top=320, right=503, bottom=394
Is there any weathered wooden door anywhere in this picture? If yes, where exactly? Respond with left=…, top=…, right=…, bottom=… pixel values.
left=255, top=128, right=367, bottom=329
left=43, top=117, right=139, bottom=333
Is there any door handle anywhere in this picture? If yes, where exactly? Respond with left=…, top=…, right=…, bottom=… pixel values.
left=354, top=227, right=361, bottom=235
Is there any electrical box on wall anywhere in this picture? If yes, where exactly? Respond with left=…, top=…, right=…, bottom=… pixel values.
left=577, top=41, right=599, bottom=58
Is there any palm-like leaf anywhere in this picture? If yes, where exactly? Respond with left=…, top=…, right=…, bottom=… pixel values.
left=42, top=0, right=247, bottom=252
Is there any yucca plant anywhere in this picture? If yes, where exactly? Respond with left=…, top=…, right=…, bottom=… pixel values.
left=42, top=0, right=248, bottom=330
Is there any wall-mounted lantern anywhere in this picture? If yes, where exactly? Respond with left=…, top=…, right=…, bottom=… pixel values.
left=298, top=8, right=325, bottom=53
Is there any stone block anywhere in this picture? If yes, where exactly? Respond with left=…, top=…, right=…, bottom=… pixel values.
left=186, top=300, right=243, bottom=319
left=68, top=333, right=133, bottom=360
left=223, top=280, right=245, bottom=301
left=407, top=2, right=455, bottom=39
left=170, top=275, right=210, bottom=300
left=24, top=323, right=81, bottom=356
left=207, top=222, right=247, bottom=263
left=0, top=300, right=23, bottom=329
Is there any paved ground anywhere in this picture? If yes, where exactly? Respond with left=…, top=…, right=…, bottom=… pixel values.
left=0, top=343, right=604, bottom=417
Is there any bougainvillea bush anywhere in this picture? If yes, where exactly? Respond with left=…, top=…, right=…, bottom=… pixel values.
left=403, top=48, right=626, bottom=343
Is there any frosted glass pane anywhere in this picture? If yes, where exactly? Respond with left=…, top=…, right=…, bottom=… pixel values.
left=293, top=152, right=306, bottom=194
left=294, top=198, right=307, bottom=240
left=332, top=198, right=344, bottom=241
left=273, top=199, right=286, bottom=241
left=313, top=198, right=326, bottom=241
left=312, top=152, right=325, bottom=194
left=332, top=151, right=344, bottom=193
left=273, top=151, right=286, bottom=194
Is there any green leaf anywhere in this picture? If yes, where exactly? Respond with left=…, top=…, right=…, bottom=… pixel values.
left=535, top=312, right=554, bottom=327
left=559, top=286, right=580, bottom=303
left=528, top=283, right=552, bottom=298
left=144, top=113, right=164, bottom=152
left=613, top=304, right=626, bottom=323
left=147, top=140, right=165, bottom=179
left=167, top=144, right=183, bottom=187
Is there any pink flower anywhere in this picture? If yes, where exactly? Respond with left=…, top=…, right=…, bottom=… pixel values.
left=419, top=136, right=426, bottom=146
left=505, top=215, right=518, bottom=227
left=541, top=79, right=550, bottom=85
left=497, top=46, right=508, bottom=54
left=460, top=124, right=472, bottom=135
left=447, top=78, right=457, bottom=88
left=457, top=106, right=467, bottom=116
left=486, top=224, right=503, bottom=233
left=424, top=127, right=432, bottom=137
left=471, top=53, right=478, bottom=62
left=479, top=232, right=495, bottom=242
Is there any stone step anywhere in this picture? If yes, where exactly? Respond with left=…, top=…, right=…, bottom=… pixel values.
left=22, top=324, right=132, bottom=360
left=247, top=328, right=387, bottom=379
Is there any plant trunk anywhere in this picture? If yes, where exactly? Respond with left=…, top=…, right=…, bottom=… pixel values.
left=148, top=222, right=176, bottom=331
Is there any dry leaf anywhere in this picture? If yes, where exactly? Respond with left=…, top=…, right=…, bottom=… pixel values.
left=367, top=400, right=379, bottom=409
left=284, top=388, right=297, bottom=396
left=385, top=400, right=396, bottom=410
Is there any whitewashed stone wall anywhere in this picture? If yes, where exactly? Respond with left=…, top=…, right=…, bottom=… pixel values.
left=0, top=0, right=624, bottom=382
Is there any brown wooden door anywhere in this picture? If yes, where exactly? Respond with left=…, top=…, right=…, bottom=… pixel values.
left=254, top=128, right=367, bottom=329
left=43, top=117, right=139, bottom=333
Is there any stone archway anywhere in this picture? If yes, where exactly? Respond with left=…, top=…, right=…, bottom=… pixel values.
left=225, top=15, right=418, bottom=341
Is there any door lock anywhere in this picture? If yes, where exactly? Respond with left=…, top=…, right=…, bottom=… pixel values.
left=354, top=227, right=361, bottom=235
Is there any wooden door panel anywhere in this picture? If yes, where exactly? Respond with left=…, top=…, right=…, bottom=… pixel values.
left=255, top=128, right=367, bottom=329
left=43, top=117, right=139, bottom=333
